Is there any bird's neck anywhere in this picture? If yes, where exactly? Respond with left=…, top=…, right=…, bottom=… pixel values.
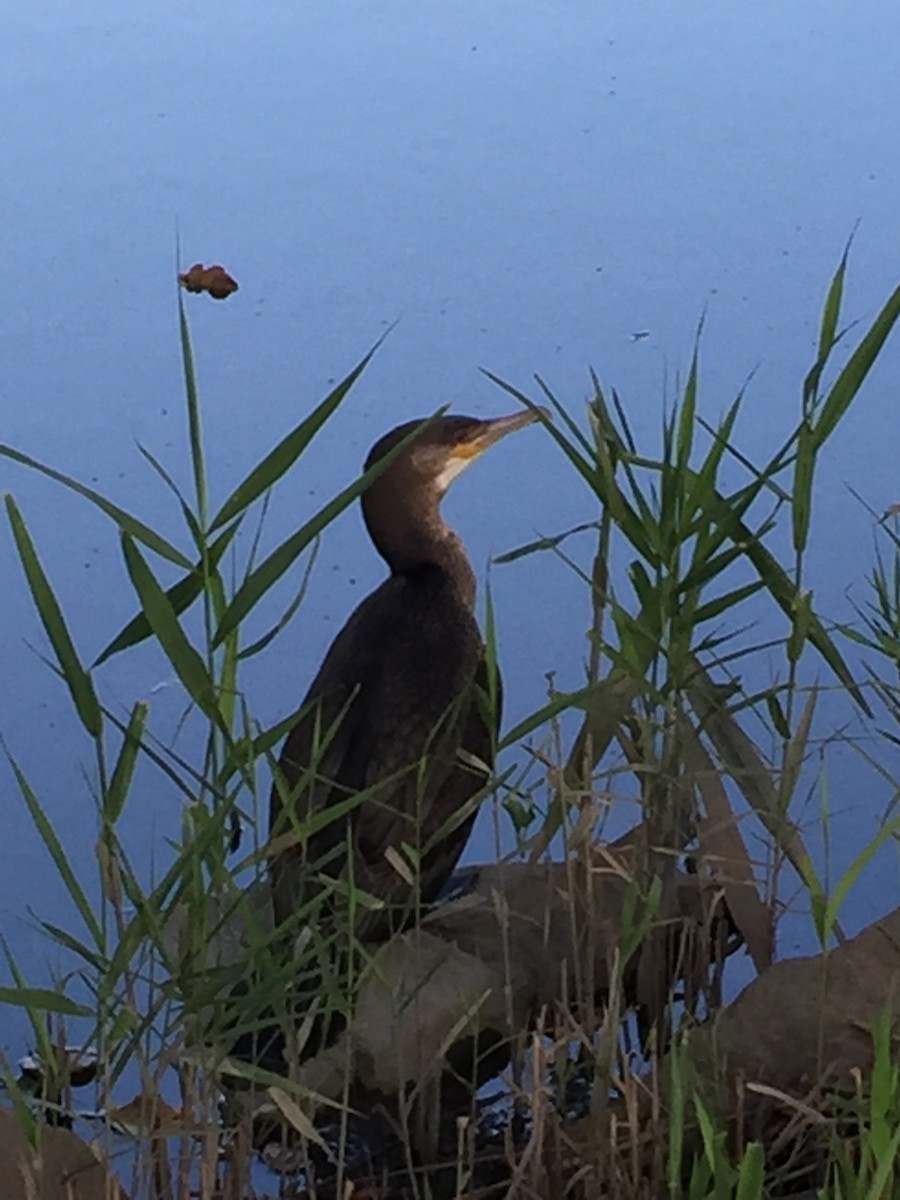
left=365, top=494, right=476, bottom=609
left=410, top=525, right=477, bottom=609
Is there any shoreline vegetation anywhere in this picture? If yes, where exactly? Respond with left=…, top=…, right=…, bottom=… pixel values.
left=1, top=248, right=899, bottom=1198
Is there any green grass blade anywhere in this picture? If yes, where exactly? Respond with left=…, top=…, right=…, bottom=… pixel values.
left=814, top=275, right=900, bottom=449
left=533, top=374, right=593, bottom=456
left=696, top=412, right=793, bottom=505
left=486, top=370, right=659, bottom=564
left=676, top=335, right=700, bottom=478
left=135, top=439, right=190, bottom=507
left=484, top=369, right=597, bottom=481
left=704, top=493, right=871, bottom=713
left=764, top=689, right=791, bottom=740
left=0, top=985, right=91, bottom=1018
left=735, top=1142, right=765, bottom=1200
left=178, top=291, right=207, bottom=530
left=608, top=385, right=637, bottom=454
left=93, top=520, right=239, bottom=667
left=685, top=394, right=743, bottom=521
left=692, top=581, right=765, bottom=625
left=683, top=469, right=778, bottom=581
left=803, top=236, right=853, bottom=412
left=693, top=1092, right=718, bottom=1172
left=792, top=417, right=815, bottom=554
left=493, top=521, right=599, bottom=565
left=103, top=705, right=204, bottom=801
left=136, top=440, right=206, bottom=551
left=667, top=1040, right=686, bottom=1193
left=498, top=675, right=633, bottom=752
left=212, top=412, right=443, bottom=648
left=214, top=574, right=240, bottom=739
left=681, top=519, right=771, bottom=597
left=213, top=700, right=313, bottom=792
left=121, top=533, right=227, bottom=734
left=38, top=923, right=106, bottom=972
left=818, top=240, right=850, bottom=366
left=616, top=459, right=663, bottom=564
left=209, top=338, right=387, bottom=533
left=1, top=941, right=57, bottom=1076
left=0, top=446, right=192, bottom=569
left=3, top=748, right=104, bottom=948
left=238, top=540, right=319, bottom=661
left=5, top=495, right=102, bottom=737
left=746, top=539, right=865, bottom=710
left=105, top=701, right=148, bottom=825
left=824, top=813, right=900, bottom=934
left=863, top=1122, right=900, bottom=1200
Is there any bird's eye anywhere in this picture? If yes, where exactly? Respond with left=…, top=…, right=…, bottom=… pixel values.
left=458, top=424, right=486, bottom=445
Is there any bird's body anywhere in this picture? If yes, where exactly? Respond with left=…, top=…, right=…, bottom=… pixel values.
left=269, top=411, right=539, bottom=939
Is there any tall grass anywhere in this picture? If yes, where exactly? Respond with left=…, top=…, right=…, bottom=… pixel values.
left=1, top=252, right=899, bottom=1198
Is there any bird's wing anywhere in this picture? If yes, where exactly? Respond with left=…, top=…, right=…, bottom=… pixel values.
left=269, top=578, right=491, bottom=928
left=268, top=655, right=381, bottom=924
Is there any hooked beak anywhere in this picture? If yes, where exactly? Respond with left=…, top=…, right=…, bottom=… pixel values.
left=454, top=406, right=549, bottom=460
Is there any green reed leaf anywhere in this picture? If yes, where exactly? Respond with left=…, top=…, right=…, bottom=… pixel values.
left=735, top=1142, right=765, bottom=1200
left=209, top=338, right=387, bottom=533
left=4, top=495, right=102, bottom=738
left=121, top=533, right=226, bottom=733
left=178, top=291, right=207, bottom=529
left=684, top=393, right=742, bottom=523
left=493, top=521, right=599, bottom=565
left=814, top=274, right=900, bottom=449
left=93, top=520, right=239, bottom=667
left=0, top=986, right=91, bottom=1018
left=238, top=540, right=319, bottom=661
left=792, top=417, right=815, bottom=554
left=676, top=335, right=700, bottom=479
left=3, top=748, right=103, bottom=948
left=706, top=494, right=870, bottom=712
left=105, top=701, right=148, bottom=825
left=818, top=239, right=850, bottom=366
left=0, top=446, right=192, bottom=568
left=692, top=581, right=764, bottom=625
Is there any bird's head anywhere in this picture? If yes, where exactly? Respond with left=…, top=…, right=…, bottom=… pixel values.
left=364, top=408, right=548, bottom=499
left=361, top=408, right=547, bottom=578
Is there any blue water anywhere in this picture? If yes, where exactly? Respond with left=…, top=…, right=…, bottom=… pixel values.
left=2, top=0, right=899, bottom=1076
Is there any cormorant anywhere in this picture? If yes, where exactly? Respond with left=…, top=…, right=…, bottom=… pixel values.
left=269, top=409, right=542, bottom=939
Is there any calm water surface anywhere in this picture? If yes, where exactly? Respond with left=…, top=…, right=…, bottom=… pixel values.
left=2, top=0, right=900, bottom=1058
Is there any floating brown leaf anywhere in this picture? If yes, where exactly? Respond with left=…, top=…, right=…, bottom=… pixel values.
left=178, top=262, right=239, bottom=300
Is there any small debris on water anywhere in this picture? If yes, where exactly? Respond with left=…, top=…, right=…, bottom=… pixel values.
left=178, top=263, right=239, bottom=300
